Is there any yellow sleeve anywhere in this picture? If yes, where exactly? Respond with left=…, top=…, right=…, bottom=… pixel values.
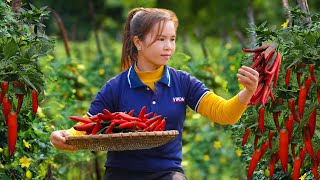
left=66, top=115, right=89, bottom=136
left=197, top=92, right=248, bottom=125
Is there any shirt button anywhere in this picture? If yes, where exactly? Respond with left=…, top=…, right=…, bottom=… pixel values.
left=146, top=87, right=150, bottom=90
left=152, top=101, right=156, bottom=105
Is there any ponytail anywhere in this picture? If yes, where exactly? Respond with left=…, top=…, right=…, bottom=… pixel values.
left=121, top=8, right=143, bottom=71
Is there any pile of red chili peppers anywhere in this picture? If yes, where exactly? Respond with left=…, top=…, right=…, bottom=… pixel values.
left=242, top=44, right=320, bottom=179
left=70, top=106, right=167, bottom=135
left=1, top=81, right=39, bottom=157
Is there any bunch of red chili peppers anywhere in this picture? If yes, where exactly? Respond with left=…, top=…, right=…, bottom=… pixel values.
left=70, top=106, right=167, bottom=135
left=242, top=44, right=320, bottom=179
left=1, top=80, right=39, bottom=157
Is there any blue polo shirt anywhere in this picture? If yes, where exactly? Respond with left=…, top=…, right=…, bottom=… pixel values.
left=87, top=64, right=209, bottom=172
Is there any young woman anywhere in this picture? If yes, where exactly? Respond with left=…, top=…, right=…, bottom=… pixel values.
left=50, top=8, right=259, bottom=180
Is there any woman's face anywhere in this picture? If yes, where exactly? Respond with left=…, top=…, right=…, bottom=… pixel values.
left=136, top=20, right=176, bottom=71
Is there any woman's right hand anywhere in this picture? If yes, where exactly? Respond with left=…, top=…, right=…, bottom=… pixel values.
left=50, top=130, right=77, bottom=151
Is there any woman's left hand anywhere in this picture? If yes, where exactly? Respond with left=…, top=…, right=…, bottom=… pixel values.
left=237, top=65, right=259, bottom=94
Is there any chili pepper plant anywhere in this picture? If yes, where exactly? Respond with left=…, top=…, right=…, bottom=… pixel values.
left=0, top=2, right=55, bottom=179
left=237, top=8, right=320, bottom=180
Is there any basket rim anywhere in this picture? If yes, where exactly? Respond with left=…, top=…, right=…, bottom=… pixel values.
left=65, top=130, right=179, bottom=140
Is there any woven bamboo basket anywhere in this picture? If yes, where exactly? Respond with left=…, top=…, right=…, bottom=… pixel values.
left=65, top=130, right=179, bottom=151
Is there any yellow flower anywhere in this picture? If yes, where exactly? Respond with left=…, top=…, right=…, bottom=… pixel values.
left=0, top=148, right=3, bottom=153
left=219, top=157, right=227, bottom=164
left=281, top=20, right=289, bottom=28
left=192, top=113, right=201, bottom=120
left=23, top=140, right=31, bottom=148
left=20, top=156, right=32, bottom=168
left=26, top=170, right=32, bottom=179
left=52, top=163, right=58, bottom=170
left=203, top=154, right=210, bottom=161
left=225, top=43, right=232, bottom=50
left=229, top=65, right=236, bottom=71
left=213, top=141, right=221, bottom=149
left=77, top=64, right=85, bottom=70
left=6, top=0, right=12, bottom=3
left=300, top=173, right=306, bottom=180
left=98, top=68, right=105, bottom=76
left=236, top=148, right=242, bottom=157
left=37, top=107, right=45, bottom=118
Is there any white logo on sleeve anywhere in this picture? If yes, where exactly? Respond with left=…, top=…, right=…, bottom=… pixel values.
left=173, top=97, right=185, bottom=102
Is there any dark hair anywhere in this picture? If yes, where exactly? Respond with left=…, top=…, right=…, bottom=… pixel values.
left=121, top=8, right=178, bottom=70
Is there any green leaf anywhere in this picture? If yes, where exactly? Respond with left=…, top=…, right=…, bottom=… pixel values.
left=4, top=39, right=18, bottom=58
left=305, top=32, right=316, bottom=47
left=15, top=58, right=31, bottom=64
left=21, top=74, right=37, bottom=90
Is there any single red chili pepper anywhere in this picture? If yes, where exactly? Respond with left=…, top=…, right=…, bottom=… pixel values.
left=135, top=121, right=147, bottom=129
left=252, top=51, right=262, bottom=62
left=91, top=120, right=101, bottom=134
left=317, top=149, right=320, bottom=165
left=303, top=125, right=316, bottom=161
left=154, top=119, right=166, bottom=131
left=305, top=76, right=312, bottom=93
left=117, top=112, right=142, bottom=122
left=298, top=86, right=307, bottom=118
left=247, top=149, right=262, bottom=180
left=69, top=116, right=92, bottom=124
left=145, top=115, right=162, bottom=126
left=279, top=129, right=289, bottom=173
left=285, top=115, right=294, bottom=140
left=268, top=130, right=274, bottom=149
left=127, top=109, right=134, bottom=116
left=272, top=111, right=281, bottom=132
left=103, top=109, right=114, bottom=119
left=73, top=122, right=96, bottom=131
left=159, top=119, right=166, bottom=130
left=119, top=121, right=135, bottom=129
left=264, top=52, right=281, bottom=75
left=258, top=107, right=265, bottom=133
left=89, top=115, right=100, bottom=121
left=297, top=72, right=303, bottom=86
left=111, top=119, right=128, bottom=124
left=242, top=44, right=269, bottom=53
left=273, top=54, right=282, bottom=88
left=143, top=112, right=153, bottom=119
left=242, top=129, right=251, bottom=146
left=3, top=97, right=11, bottom=125
left=317, top=85, right=320, bottom=104
left=105, top=122, right=116, bottom=134
left=299, top=147, right=307, bottom=163
left=8, top=112, right=17, bottom=156
left=149, top=119, right=162, bottom=131
left=254, top=135, right=261, bottom=149
left=309, top=64, right=316, bottom=83
left=15, top=94, right=24, bottom=114
left=292, top=157, right=301, bottom=180
left=285, top=68, right=291, bottom=88
left=308, top=107, right=317, bottom=138
left=0, top=81, right=9, bottom=103
left=250, top=55, right=264, bottom=69
left=288, top=99, right=300, bottom=123
left=259, top=141, right=269, bottom=159
left=31, top=90, right=38, bottom=116
left=269, top=153, right=279, bottom=180
left=138, top=106, right=146, bottom=120
left=312, top=160, right=319, bottom=180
